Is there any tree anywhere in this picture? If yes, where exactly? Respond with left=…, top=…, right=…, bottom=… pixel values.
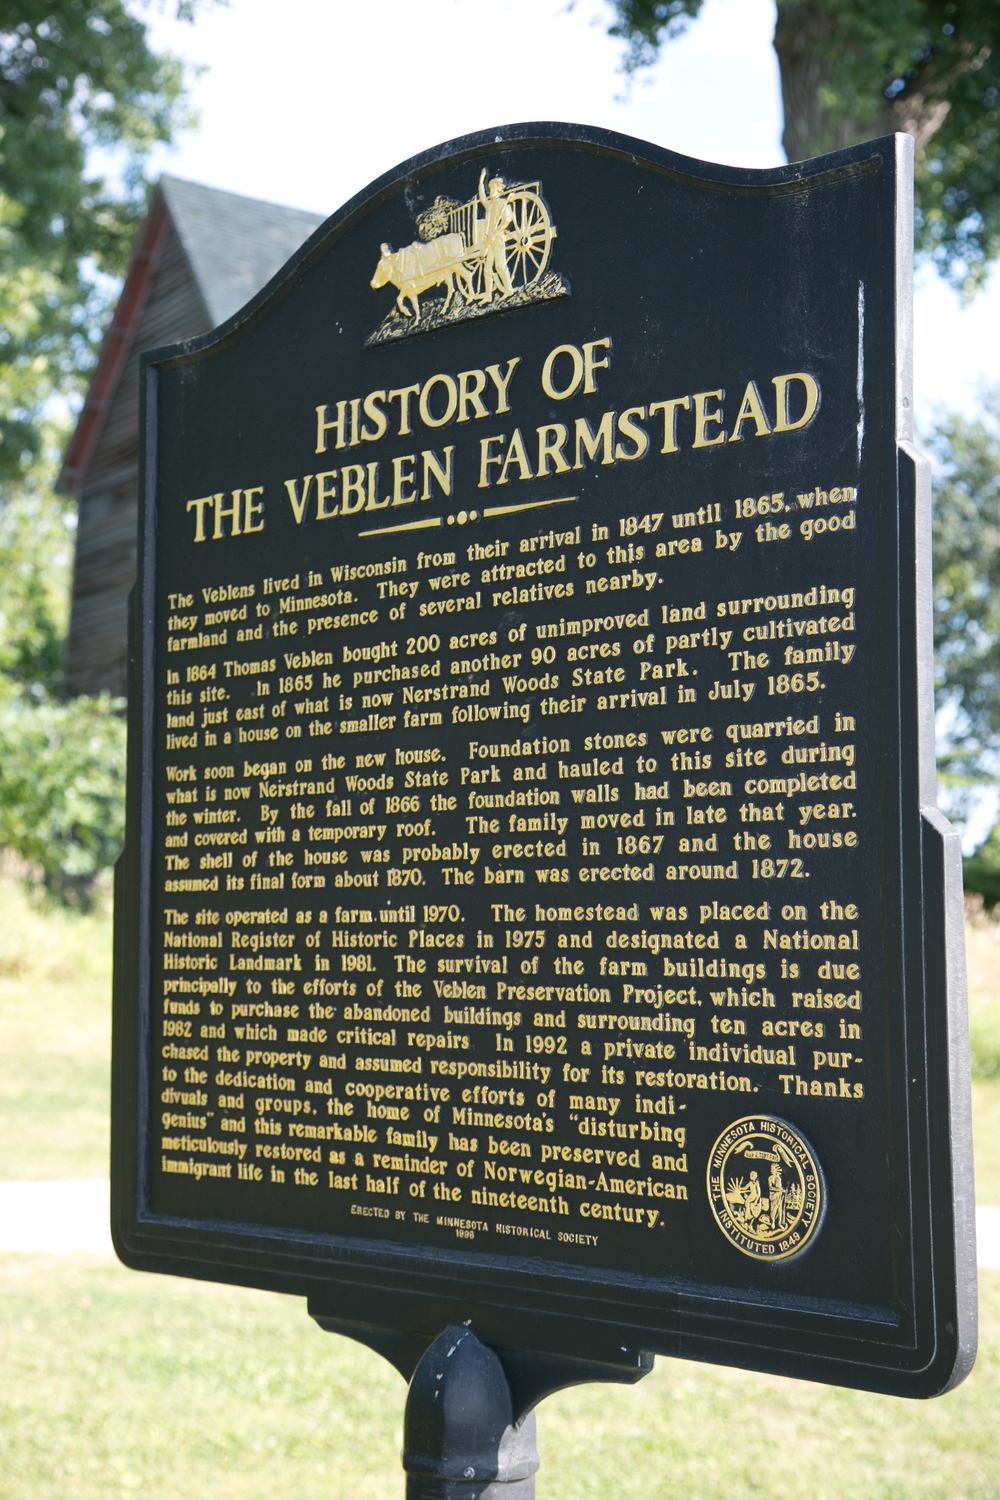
left=927, top=394, right=1000, bottom=788
left=925, top=394, right=1000, bottom=903
left=0, top=682, right=127, bottom=904
left=603, top=0, right=1000, bottom=292
left=0, top=1, right=208, bottom=480
left=0, top=436, right=73, bottom=698
left=0, top=2, right=210, bottom=901
left=0, top=429, right=128, bottom=905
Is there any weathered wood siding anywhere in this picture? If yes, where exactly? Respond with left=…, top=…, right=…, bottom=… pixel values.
left=64, top=226, right=211, bottom=697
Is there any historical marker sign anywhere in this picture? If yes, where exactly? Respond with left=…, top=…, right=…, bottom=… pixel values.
left=113, top=124, right=975, bottom=1398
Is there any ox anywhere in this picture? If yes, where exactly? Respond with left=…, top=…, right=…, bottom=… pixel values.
left=371, top=234, right=474, bottom=322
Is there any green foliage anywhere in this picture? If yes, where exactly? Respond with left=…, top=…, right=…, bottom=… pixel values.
left=927, top=393, right=1000, bottom=787
left=0, top=3, right=215, bottom=903
left=601, top=0, right=705, bottom=78
left=600, top=0, right=1000, bottom=292
left=0, top=206, right=65, bottom=480
left=0, top=509, right=128, bottom=906
left=926, top=394, right=1000, bottom=905
left=965, top=827, right=1000, bottom=914
left=0, top=1, right=211, bottom=479
left=907, top=6, right=1000, bottom=294
left=805, top=0, right=1000, bottom=294
left=0, top=689, right=126, bottom=905
left=0, top=451, right=74, bottom=696
left=0, top=435, right=125, bottom=906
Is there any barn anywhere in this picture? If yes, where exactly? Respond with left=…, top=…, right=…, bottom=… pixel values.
left=57, top=175, right=325, bottom=698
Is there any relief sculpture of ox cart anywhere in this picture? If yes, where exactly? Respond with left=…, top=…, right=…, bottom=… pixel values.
left=368, top=171, right=563, bottom=342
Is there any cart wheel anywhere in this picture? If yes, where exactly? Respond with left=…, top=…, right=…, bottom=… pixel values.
left=505, top=191, right=554, bottom=288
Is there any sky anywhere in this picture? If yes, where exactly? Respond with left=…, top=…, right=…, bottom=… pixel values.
left=141, top=0, right=1000, bottom=429
left=143, top=0, right=784, bottom=197
left=137, top=0, right=1000, bottom=838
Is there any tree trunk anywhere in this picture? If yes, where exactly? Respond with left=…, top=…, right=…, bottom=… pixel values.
left=772, top=0, right=859, bottom=162
left=773, top=0, right=986, bottom=164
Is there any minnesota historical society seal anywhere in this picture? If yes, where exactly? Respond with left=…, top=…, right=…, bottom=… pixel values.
left=707, top=1116, right=824, bottom=1260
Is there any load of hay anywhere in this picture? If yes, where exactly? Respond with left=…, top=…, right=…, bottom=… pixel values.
left=416, top=197, right=462, bottom=242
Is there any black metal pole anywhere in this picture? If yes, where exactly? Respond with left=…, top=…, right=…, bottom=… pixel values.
left=402, top=1326, right=540, bottom=1500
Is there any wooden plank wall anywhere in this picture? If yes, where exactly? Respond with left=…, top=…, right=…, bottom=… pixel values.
left=64, top=224, right=211, bottom=698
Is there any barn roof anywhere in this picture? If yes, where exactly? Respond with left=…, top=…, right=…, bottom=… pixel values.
left=57, top=175, right=326, bottom=496
left=158, top=176, right=326, bottom=327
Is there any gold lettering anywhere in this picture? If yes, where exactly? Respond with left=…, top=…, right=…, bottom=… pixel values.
left=392, top=455, right=418, bottom=506
left=316, top=401, right=348, bottom=454
left=729, top=380, right=772, bottom=441
left=187, top=495, right=216, bottom=543
left=457, top=370, right=489, bottom=422
left=421, top=448, right=454, bottom=500
left=419, top=374, right=458, bottom=429
left=243, top=487, right=265, bottom=534
left=316, top=472, right=339, bottom=520
left=214, top=490, right=242, bottom=540
left=692, top=390, right=726, bottom=449
left=361, top=390, right=389, bottom=442
left=574, top=413, right=614, bottom=468
left=479, top=435, right=505, bottom=489
left=536, top=423, right=570, bottom=476
left=285, top=476, right=313, bottom=524
left=773, top=372, right=820, bottom=433
left=389, top=384, right=421, bottom=436
left=365, top=462, right=386, bottom=511
left=649, top=397, right=691, bottom=454
left=341, top=465, right=367, bottom=515
left=615, top=407, right=648, bottom=462
left=582, top=337, right=611, bottom=393
left=485, top=359, right=520, bottom=414
left=497, top=429, right=533, bottom=485
left=541, top=344, right=583, bottom=400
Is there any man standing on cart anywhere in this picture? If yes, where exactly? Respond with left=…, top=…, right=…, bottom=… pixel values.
left=477, top=169, right=515, bottom=303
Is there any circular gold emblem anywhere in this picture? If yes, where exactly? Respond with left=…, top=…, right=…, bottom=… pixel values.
left=707, top=1116, right=824, bottom=1261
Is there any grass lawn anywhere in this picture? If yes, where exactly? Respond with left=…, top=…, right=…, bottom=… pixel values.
left=966, top=908, right=1000, bottom=1201
left=1, top=879, right=1000, bottom=1497
left=0, top=880, right=112, bottom=1179
left=0, top=1253, right=997, bottom=1499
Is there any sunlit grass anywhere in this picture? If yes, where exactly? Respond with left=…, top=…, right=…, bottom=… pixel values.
left=1, top=880, right=999, bottom=1497
left=967, top=905, right=1000, bottom=1081
left=0, top=1255, right=997, bottom=1500
left=0, top=878, right=111, bottom=1178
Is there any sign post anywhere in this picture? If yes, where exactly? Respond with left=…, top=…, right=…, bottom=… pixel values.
left=113, top=123, right=976, bottom=1490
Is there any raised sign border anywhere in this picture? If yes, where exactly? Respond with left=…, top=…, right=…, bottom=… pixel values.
left=111, top=121, right=975, bottom=1399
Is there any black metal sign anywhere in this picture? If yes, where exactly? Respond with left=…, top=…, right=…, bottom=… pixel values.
left=112, top=123, right=975, bottom=1413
